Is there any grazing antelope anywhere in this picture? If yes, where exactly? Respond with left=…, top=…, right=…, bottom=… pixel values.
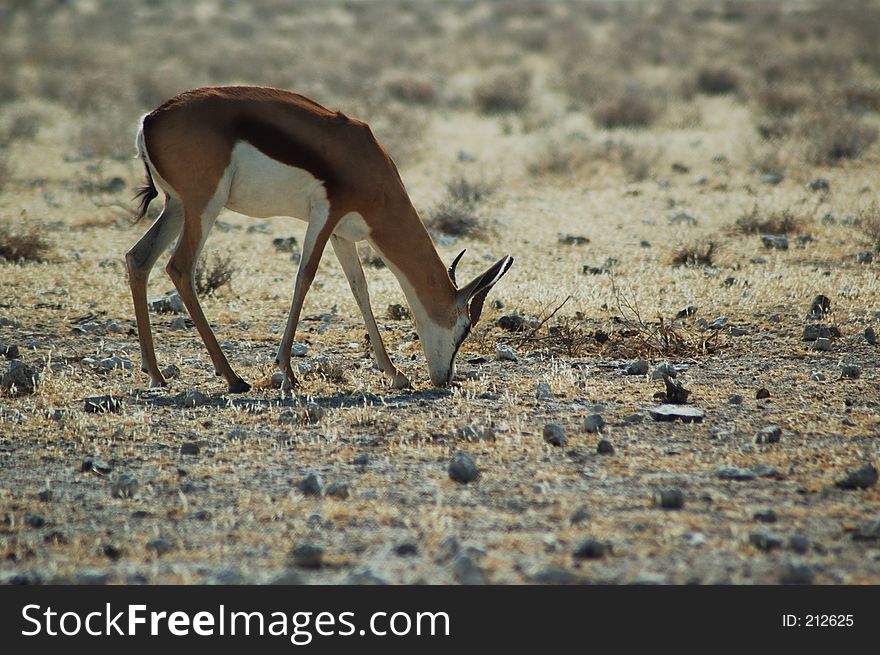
left=126, top=86, right=513, bottom=393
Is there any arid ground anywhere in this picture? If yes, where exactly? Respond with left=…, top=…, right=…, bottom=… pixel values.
left=1, top=0, right=879, bottom=584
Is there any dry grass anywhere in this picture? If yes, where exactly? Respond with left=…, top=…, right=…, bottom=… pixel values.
left=858, top=202, right=880, bottom=252
left=669, top=241, right=717, bottom=268
left=195, top=251, right=236, bottom=297
left=0, top=223, right=51, bottom=262
left=734, top=206, right=805, bottom=236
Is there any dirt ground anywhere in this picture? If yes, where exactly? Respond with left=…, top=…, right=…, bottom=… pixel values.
left=1, top=0, right=879, bottom=584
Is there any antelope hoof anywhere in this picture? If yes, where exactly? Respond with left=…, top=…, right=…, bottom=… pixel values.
left=391, top=371, right=411, bottom=389
left=281, top=372, right=299, bottom=392
left=148, top=375, right=167, bottom=388
left=227, top=378, right=251, bottom=394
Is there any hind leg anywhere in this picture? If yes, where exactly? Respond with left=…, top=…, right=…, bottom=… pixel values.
left=125, top=196, right=184, bottom=387
left=166, top=200, right=250, bottom=394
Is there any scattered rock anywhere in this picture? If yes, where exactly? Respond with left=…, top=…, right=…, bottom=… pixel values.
left=715, top=465, right=780, bottom=481
left=24, top=514, right=45, bottom=528
left=652, top=362, right=677, bottom=379
left=653, top=487, right=685, bottom=509
left=542, top=423, right=568, bottom=447
left=756, top=425, right=782, bottom=444
left=97, top=356, right=132, bottom=371
left=272, top=236, right=299, bottom=253
left=559, top=234, right=590, bottom=246
left=647, top=404, right=704, bottom=423
left=180, top=442, right=200, bottom=456
left=583, top=414, right=605, bottom=434
left=148, top=290, right=185, bottom=314
left=145, top=539, right=176, bottom=556
left=169, top=317, right=190, bottom=331
left=851, top=516, right=880, bottom=542
left=761, top=234, right=788, bottom=250
left=573, top=538, right=610, bottom=559
left=761, top=173, right=783, bottom=185
left=624, top=360, right=649, bottom=375
left=570, top=508, right=591, bottom=525
left=448, top=452, right=479, bottom=484
left=495, top=344, right=518, bottom=362
left=1, top=360, right=39, bottom=395
left=659, top=376, right=690, bottom=404
left=808, top=178, right=829, bottom=192
left=812, top=337, right=832, bottom=351
left=582, top=265, right=610, bottom=275
left=346, top=569, right=387, bottom=585
left=728, top=394, right=743, bottom=404
left=810, top=372, right=826, bottom=381
left=669, top=212, right=697, bottom=226
left=0, top=342, right=20, bottom=359
left=807, top=294, right=831, bottom=319
left=708, top=316, right=728, bottom=330
left=531, top=568, right=582, bottom=585
left=535, top=382, right=553, bottom=401
left=857, top=251, right=874, bottom=264
left=352, top=453, right=369, bottom=469
left=866, top=326, right=878, bottom=345
left=386, top=303, right=410, bottom=320
left=111, top=474, right=138, bottom=499
left=802, top=324, right=835, bottom=341
left=84, top=395, right=123, bottom=413
left=497, top=314, right=526, bottom=332
left=749, top=531, right=783, bottom=551
left=394, top=542, right=418, bottom=557
left=297, top=472, right=324, bottom=497
left=183, top=390, right=209, bottom=407
left=840, top=365, right=861, bottom=379
left=452, top=554, right=485, bottom=584
left=675, top=306, right=698, bottom=319
left=81, top=459, right=112, bottom=475
left=754, top=510, right=777, bottom=523
left=779, top=563, right=815, bottom=584
left=161, top=363, right=180, bottom=380
left=788, top=535, right=809, bottom=553
left=835, top=464, right=877, bottom=490
left=756, top=388, right=770, bottom=400
left=326, top=482, right=350, bottom=500
left=456, top=424, right=496, bottom=442
left=290, top=543, right=324, bottom=569
left=596, top=439, right=614, bottom=455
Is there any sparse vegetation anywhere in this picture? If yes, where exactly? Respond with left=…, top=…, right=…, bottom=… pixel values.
left=858, top=202, right=880, bottom=252
left=591, top=85, right=664, bottom=129
left=670, top=241, right=716, bottom=268
left=195, top=251, right=235, bottom=296
left=474, top=69, right=532, bottom=114
left=0, top=223, right=51, bottom=262
left=734, top=207, right=804, bottom=235
left=695, top=66, right=740, bottom=95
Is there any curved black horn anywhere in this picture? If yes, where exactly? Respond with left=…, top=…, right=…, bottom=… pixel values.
left=448, top=249, right=467, bottom=286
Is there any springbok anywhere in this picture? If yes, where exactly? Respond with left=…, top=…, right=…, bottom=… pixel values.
left=126, top=86, right=513, bottom=393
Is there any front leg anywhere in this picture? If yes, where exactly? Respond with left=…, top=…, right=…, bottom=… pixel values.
left=276, top=199, right=335, bottom=391
left=330, top=234, right=411, bottom=389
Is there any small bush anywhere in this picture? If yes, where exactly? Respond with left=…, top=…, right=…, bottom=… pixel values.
left=195, top=252, right=235, bottom=296
left=384, top=76, right=437, bottom=106
left=735, top=206, right=803, bottom=235
left=670, top=241, right=716, bottom=268
left=0, top=223, right=51, bottom=262
left=474, top=70, right=531, bottom=114
left=755, top=84, right=810, bottom=117
left=426, top=202, right=485, bottom=238
left=858, top=202, right=880, bottom=252
left=527, top=141, right=585, bottom=177
left=802, top=111, right=878, bottom=164
left=695, top=66, right=740, bottom=95
left=445, top=175, right=496, bottom=207
left=591, top=86, right=663, bottom=129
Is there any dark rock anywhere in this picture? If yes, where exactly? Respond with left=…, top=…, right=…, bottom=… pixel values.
left=583, top=414, right=605, bottom=434
left=788, top=535, right=809, bottom=553
left=272, top=236, right=299, bottom=253
left=448, top=452, right=479, bottom=484
left=625, top=360, right=649, bottom=375
left=761, top=234, right=788, bottom=250
left=145, top=538, right=176, bottom=556
left=290, top=543, right=323, bottom=569
left=573, top=539, right=610, bottom=559
left=660, top=376, right=690, bottom=404
left=1, top=360, right=39, bottom=395
left=866, top=326, right=878, bottom=345
left=779, top=563, right=815, bottom=585
left=103, top=543, right=123, bottom=560
left=756, top=425, right=782, bottom=444
left=559, top=234, right=590, bottom=246
left=597, top=439, right=615, bottom=455
left=386, top=303, right=410, bottom=320
left=81, top=459, right=112, bottom=475
left=761, top=173, right=783, bottom=185
left=808, top=178, right=829, bottom=192
left=857, top=251, right=874, bottom=264
left=807, top=294, right=831, bottom=319
left=749, top=531, right=783, bottom=551
left=148, top=290, right=185, bottom=314
left=84, top=395, right=123, bottom=413
left=456, top=425, right=496, bottom=442
left=394, top=542, right=418, bottom=557
left=326, top=482, right=350, bottom=500
left=297, top=472, right=323, bottom=497
left=180, top=442, right=200, bottom=456
left=851, top=516, right=880, bottom=542
left=728, top=394, right=743, bottom=404
left=346, top=570, right=387, bottom=585
left=452, top=555, right=486, bottom=584
left=352, top=453, right=369, bottom=469
left=187, top=510, right=212, bottom=521
left=582, top=265, right=610, bottom=275
left=652, top=362, right=677, bottom=379
left=647, top=404, right=704, bottom=423
left=183, top=390, right=209, bottom=407
left=716, top=465, right=780, bottom=481
left=111, top=474, right=138, bottom=499
left=497, top=314, right=526, bottom=331
left=753, top=510, right=777, bottom=523
left=542, top=423, right=568, bottom=447
left=24, top=514, right=45, bottom=528
left=835, top=464, right=877, bottom=490
left=812, top=337, right=832, bottom=351
left=653, top=488, right=685, bottom=509
left=840, top=365, right=861, bottom=379
left=756, top=388, right=770, bottom=399
left=802, top=324, right=834, bottom=341
left=670, top=212, right=697, bottom=226
left=531, top=568, right=582, bottom=584
left=535, top=382, right=553, bottom=400
left=570, top=508, right=591, bottom=525
left=0, top=342, right=20, bottom=359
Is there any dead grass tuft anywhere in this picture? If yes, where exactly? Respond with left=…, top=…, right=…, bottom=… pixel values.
left=0, top=223, right=51, bottom=262
left=670, top=241, right=716, bottom=268
left=591, top=86, right=664, bottom=129
left=734, top=206, right=804, bottom=235
left=857, top=202, right=880, bottom=252
left=195, top=252, right=236, bottom=296
left=474, top=69, right=532, bottom=114
left=695, top=66, right=740, bottom=95
left=801, top=110, right=878, bottom=164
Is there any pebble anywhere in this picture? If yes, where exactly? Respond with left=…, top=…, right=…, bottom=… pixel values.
left=290, top=543, right=323, bottom=569
left=866, top=326, right=878, bottom=345
left=624, top=360, right=649, bottom=375
left=448, top=452, right=479, bottom=484
left=352, top=453, right=369, bottom=469
left=583, top=414, right=605, bottom=434
left=755, top=425, right=782, bottom=444
left=531, top=568, right=582, bottom=585
left=851, top=516, right=880, bottom=542
left=654, top=487, right=685, bottom=509
left=802, top=324, right=833, bottom=341
left=779, top=563, right=815, bottom=585
left=535, top=382, right=553, bottom=400
left=756, top=388, right=770, bottom=399
left=669, top=212, right=697, bottom=226
left=227, top=428, right=248, bottom=440
left=753, top=510, right=777, bottom=523
left=840, top=365, right=861, bottom=379
left=386, top=303, right=410, bottom=320
left=180, top=442, right=200, bottom=456
left=456, top=424, right=496, bottom=442
left=97, top=356, right=132, bottom=371
left=749, top=531, right=783, bottom=551
left=559, top=234, right=590, bottom=245
left=145, top=538, right=176, bottom=556
left=811, top=372, right=826, bottom=381
left=807, top=294, right=831, bottom=319
left=573, top=538, right=610, bottom=559
left=647, top=404, right=704, bottom=423
left=835, top=464, right=877, bottom=490
left=169, top=317, right=190, bottom=331
left=676, top=306, right=698, bottom=319
left=394, top=542, right=418, bottom=557
left=497, top=314, right=526, bottom=332
left=761, top=173, right=783, bottom=185
left=652, top=362, right=677, bottom=379
left=326, top=482, right=350, bottom=500
left=111, top=474, right=139, bottom=499
left=1, top=360, right=39, bottom=395
left=808, top=178, right=829, bottom=192
left=542, top=423, right=569, bottom=447
left=715, top=465, right=780, bottom=481
left=0, top=342, right=20, bottom=358
left=25, top=514, right=45, bottom=528
left=812, top=337, right=832, bottom=351
left=856, top=251, right=874, bottom=264
left=728, top=394, right=744, bottom=404
left=788, top=535, right=809, bottom=553
left=452, top=555, right=486, bottom=584
left=582, top=265, right=610, bottom=275
left=183, top=390, right=209, bottom=407
left=82, top=459, right=112, bottom=475
left=297, top=472, right=324, bottom=496
left=570, top=508, right=591, bottom=525
left=148, top=290, right=185, bottom=314
left=597, top=439, right=615, bottom=455
left=708, top=316, right=728, bottom=330
left=162, top=363, right=181, bottom=379
left=495, top=344, right=518, bottom=362
left=761, top=234, right=788, bottom=250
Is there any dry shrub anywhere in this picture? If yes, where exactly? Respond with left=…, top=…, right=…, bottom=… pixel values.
left=755, top=83, right=810, bottom=117
left=426, top=202, right=485, bottom=239
left=735, top=206, right=804, bottom=235
left=591, top=86, right=663, bottom=129
left=527, top=140, right=587, bottom=177
left=444, top=175, right=496, bottom=207
left=0, top=223, right=51, bottom=262
left=383, top=76, right=437, bottom=106
left=695, top=66, right=740, bottom=95
left=801, top=110, right=878, bottom=164
left=195, top=252, right=235, bottom=296
left=858, top=202, right=880, bottom=252
left=474, top=69, right=532, bottom=114
left=670, top=241, right=716, bottom=268
left=843, top=82, right=880, bottom=114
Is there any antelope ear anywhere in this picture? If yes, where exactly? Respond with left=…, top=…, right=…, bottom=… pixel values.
left=459, top=255, right=513, bottom=324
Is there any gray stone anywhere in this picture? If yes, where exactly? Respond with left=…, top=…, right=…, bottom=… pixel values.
left=654, top=487, right=685, bottom=509
left=812, top=337, right=832, bottom=351
left=542, top=423, right=568, bottom=447
left=851, top=516, right=880, bottom=542
left=326, top=482, right=350, bottom=500
left=495, top=344, right=518, bottom=362
left=857, top=251, right=874, bottom=264
left=456, top=424, right=496, bottom=442
left=840, top=365, right=861, bottom=379
left=779, top=563, right=815, bottom=584
left=669, top=212, right=697, bottom=226
left=169, top=317, right=190, bottom=331
left=535, top=382, right=553, bottom=400
left=148, top=290, right=185, bottom=314
left=761, top=173, right=783, bottom=185
left=1, top=360, right=39, bottom=395
left=183, top=390, right=209, bottom=407
left=297, top=472, right=324, bottom=496
left=709, top=316, right=729, bottom=330
left=84, top=395, right=123, bottom=413
left=835, top=464, right=877, bottom=490
left=162, top=363, right=181, bottom=380
left=145, top=538, right=176, bottom=556
left=111, top=474, right=138, bottom=499
left=753, top=510, right=777, bottom=523
left=807, top=294, right=831, bottom=319
left=625, top=360, right=649, bottom=375
left=811, top=372, right=826, bottom=381
left=808, top=178, right=829, bottom=192
left=448, top=452, right=479, bottom=484
left=647, top=404, right=704, bottom=423
left=570, top=508, right=591, bottom=525
left=573, top=538, right=610, bottom=559
left=761, top=234, right=788, bottom=250
left=788, top=535, right=809, bottom=553
left=97, top=356, right=132, bottom=371
left=346, top=569, right=387, bottom=585
left=756, top=425, right=782, bottom=444
left=180, top=442, right=200, bottom=456
left=749, top=531, right=783, bottom=551
left=652, top=362, right=677, bottom=380
left=728, top=394, right=744, bottom=404
left=290, top=543, right=323, bottom=569
left=583, top=414, right=605, bottom=434
left=866, top=326, right=878, bottom=345
left=597, top=439, right=614, bottom=455
left=452, top=555, right=485, bottom=584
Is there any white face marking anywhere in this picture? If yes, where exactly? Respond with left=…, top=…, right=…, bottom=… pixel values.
left=225, top=141, right=327, bottom=220
left=334, top=212, right=370, bottom=242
